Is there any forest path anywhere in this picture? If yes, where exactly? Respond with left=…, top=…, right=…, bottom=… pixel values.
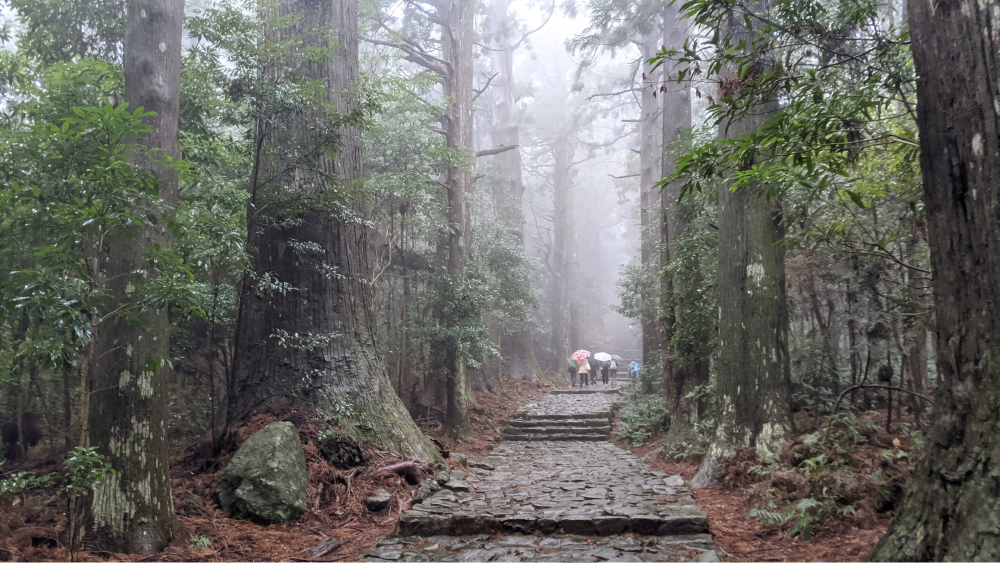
left=361, top=390, right=720, bottom=562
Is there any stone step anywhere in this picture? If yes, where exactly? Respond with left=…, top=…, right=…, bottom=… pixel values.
left=508, top=418, right=610, bottom=428
left=397, top=505, right=710, bottom=537
left=504, top=425, right=611, bottom=436
left=518, top=412, right=610, bottom=421
left=553, top=387, right=622, bottom=395
left=504, top=433, right=609, bottom=442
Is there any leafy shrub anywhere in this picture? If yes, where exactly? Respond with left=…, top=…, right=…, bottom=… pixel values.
left=617, top=388, right=670, bottom=446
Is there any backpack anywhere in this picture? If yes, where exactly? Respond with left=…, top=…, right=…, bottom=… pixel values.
left=567, top=357, right=578, bottom=370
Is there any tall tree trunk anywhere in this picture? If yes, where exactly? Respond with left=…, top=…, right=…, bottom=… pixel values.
left=639, top=35, right=662, bottom=371
left=488, top=0, right=543, bottom=381
left=231, top=0, right=439, bottom=461
left=86, top=0, right=181, bottom=552
left=549, top=128, right=575, bottom=367
left=871, top=1, right=1000, bottom=558
left=660, top=1, right=703, bottom=446
left=436, top=0, right=475, bottom=441
left=691, top=5, right=792, bottom=488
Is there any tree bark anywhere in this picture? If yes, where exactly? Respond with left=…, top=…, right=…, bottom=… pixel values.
left=549, top=126, right=575, bottom=367
left=231, top=0, right=439, bottom=462
left=487, top=0, right=544, bottom=381
left=691, top=4, right=792, bottom=488
left=86, top=0, right=181, bottom=552
left=639, top=35, right=662, bottom=371
left=870, top=0, right=1000, bottom=559
left=659, top=1, right=704, bottom=446
left=436, top=0, right=476, bottom=441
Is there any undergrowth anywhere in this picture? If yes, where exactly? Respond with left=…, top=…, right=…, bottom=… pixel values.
left=726, top=412, right=918, bottom=539
left=616, top=386, right=670, bottom=446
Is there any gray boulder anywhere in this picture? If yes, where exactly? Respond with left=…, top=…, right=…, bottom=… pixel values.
left=365, top=488, right=392, bottom=511
left=214, top=421, right=308, bottom=523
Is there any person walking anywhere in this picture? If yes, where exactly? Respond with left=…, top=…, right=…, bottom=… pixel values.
left=587, top=357, right=600, bottom=387
left=600, top=360, right=610, bottom=385
left=609, top=358, right=618, bottom=385
left=566, top=355, right=579, bottom=387
left=578, top=356, right=591, bottom=386
left=629, top=360, right=641, bottom=382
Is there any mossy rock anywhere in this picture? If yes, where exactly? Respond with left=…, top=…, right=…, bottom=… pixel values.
left=214, top=421, right=307, bottom=524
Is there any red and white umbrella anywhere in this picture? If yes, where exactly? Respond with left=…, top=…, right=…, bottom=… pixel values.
left=572, top=349, right=591, bottom=362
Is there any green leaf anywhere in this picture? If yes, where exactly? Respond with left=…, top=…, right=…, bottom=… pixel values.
left=842, top=189, right=868, bottom=209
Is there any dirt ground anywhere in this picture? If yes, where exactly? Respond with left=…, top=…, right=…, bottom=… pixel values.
left=0, top=377, right=551, bottom=563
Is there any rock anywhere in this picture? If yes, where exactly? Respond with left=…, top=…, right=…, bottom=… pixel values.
left=452, top=453, right=469, bottom=466
left=214, top=421, right=307, bottom=524
left=412, top=480, right=441, bottom=504
left=434, top=469, right=451, bottom=485
left=694, top=550, right=721, bottom=562
left=450, top=470, right=469, bottom=480
left=366, top=489, right=393, bottom=511
left=443, top=479, right=471, bottom=491
left=664, top=475, right=684, bottom=487
left=318, top=434, right=367, bottom=469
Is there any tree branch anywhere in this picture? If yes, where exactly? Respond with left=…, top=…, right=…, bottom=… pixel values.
left=833, top=384, right=934, bottom=415
left=472, top=71, right=499, bottom=102
left=476, top=144, right=519, bottom=157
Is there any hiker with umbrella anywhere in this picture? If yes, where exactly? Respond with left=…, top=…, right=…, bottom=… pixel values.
left=594, top=352, right=613, bottom=385
left=566, top=353, right=580, bottom=387
left=610, top=354, right=622, bottom=384
left=587, top=355, right=600, bottom=386
left=573, top=349, right=591, bottom=386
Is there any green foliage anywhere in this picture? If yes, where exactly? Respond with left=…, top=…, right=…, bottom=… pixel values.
left=188, top=536, right=213, bottom=550
left=617, top=386, right=670, bottom=446
left=64, top=446, right=114, bottom=498
left=0, top=465, right=54, bottom=496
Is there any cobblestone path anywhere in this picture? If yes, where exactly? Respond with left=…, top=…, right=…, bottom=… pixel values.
left=362, top=392, right=719, bottom=562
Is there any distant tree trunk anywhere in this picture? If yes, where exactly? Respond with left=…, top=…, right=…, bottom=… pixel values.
left=638, top=35, right=662, bottom=372
left=488, top=0, right=543, bottom=381
left=549, top=128, right=575, bottom=366
left=231, top=0, right=439, bottom=461
left=436, top=0, right=475, bottom=441
left=691, top=5, right=792, bottom=488
left=660, top=1, right=703, bottom=446
left=85, top=0, right=181, bottom=552
left=871, top=0, right=1000, bottom=558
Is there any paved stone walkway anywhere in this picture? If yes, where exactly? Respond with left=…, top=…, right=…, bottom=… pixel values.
left=362, top=391, right=719, bottom=562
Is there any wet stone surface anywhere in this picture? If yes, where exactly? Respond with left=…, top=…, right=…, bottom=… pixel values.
left=364, top=392, right=718, bottom=561
left=360, top=533, right=719, bottom=562
left=520, top=393, right=614, bottom=418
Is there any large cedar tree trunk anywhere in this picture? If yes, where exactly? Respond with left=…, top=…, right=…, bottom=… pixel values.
left=549, top=126, right=576, bottom=367
left=86, top=0, right=182, bottom=552
left=691, top=7, right=792, bottom=488
left=434, top=0, right=476, bottom=440
left=659, top=1, right=704, bottom=446
left=638, top=36, right=662, bottom=371
left=487, top=0, right=543, bottom=381
left=870, top=1, right=1000, bottom=559
left=232, top=0, right=438, bottom=462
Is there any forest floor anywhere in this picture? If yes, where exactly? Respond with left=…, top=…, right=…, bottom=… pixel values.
left=623, top=410, right=920, bottom=562
left=0, top=377, right=550, bottom=562
left=1, top=379, right=917, bottom=563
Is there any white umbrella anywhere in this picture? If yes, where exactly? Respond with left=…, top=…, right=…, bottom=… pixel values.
left=593, top=352, right=612, bottom=361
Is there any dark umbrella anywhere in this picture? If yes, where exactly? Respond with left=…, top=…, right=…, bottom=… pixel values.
left=611, top=355, right=622, bottom=361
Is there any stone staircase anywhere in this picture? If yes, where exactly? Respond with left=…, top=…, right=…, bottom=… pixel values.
left=503, top=412, right=612, bottom=442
